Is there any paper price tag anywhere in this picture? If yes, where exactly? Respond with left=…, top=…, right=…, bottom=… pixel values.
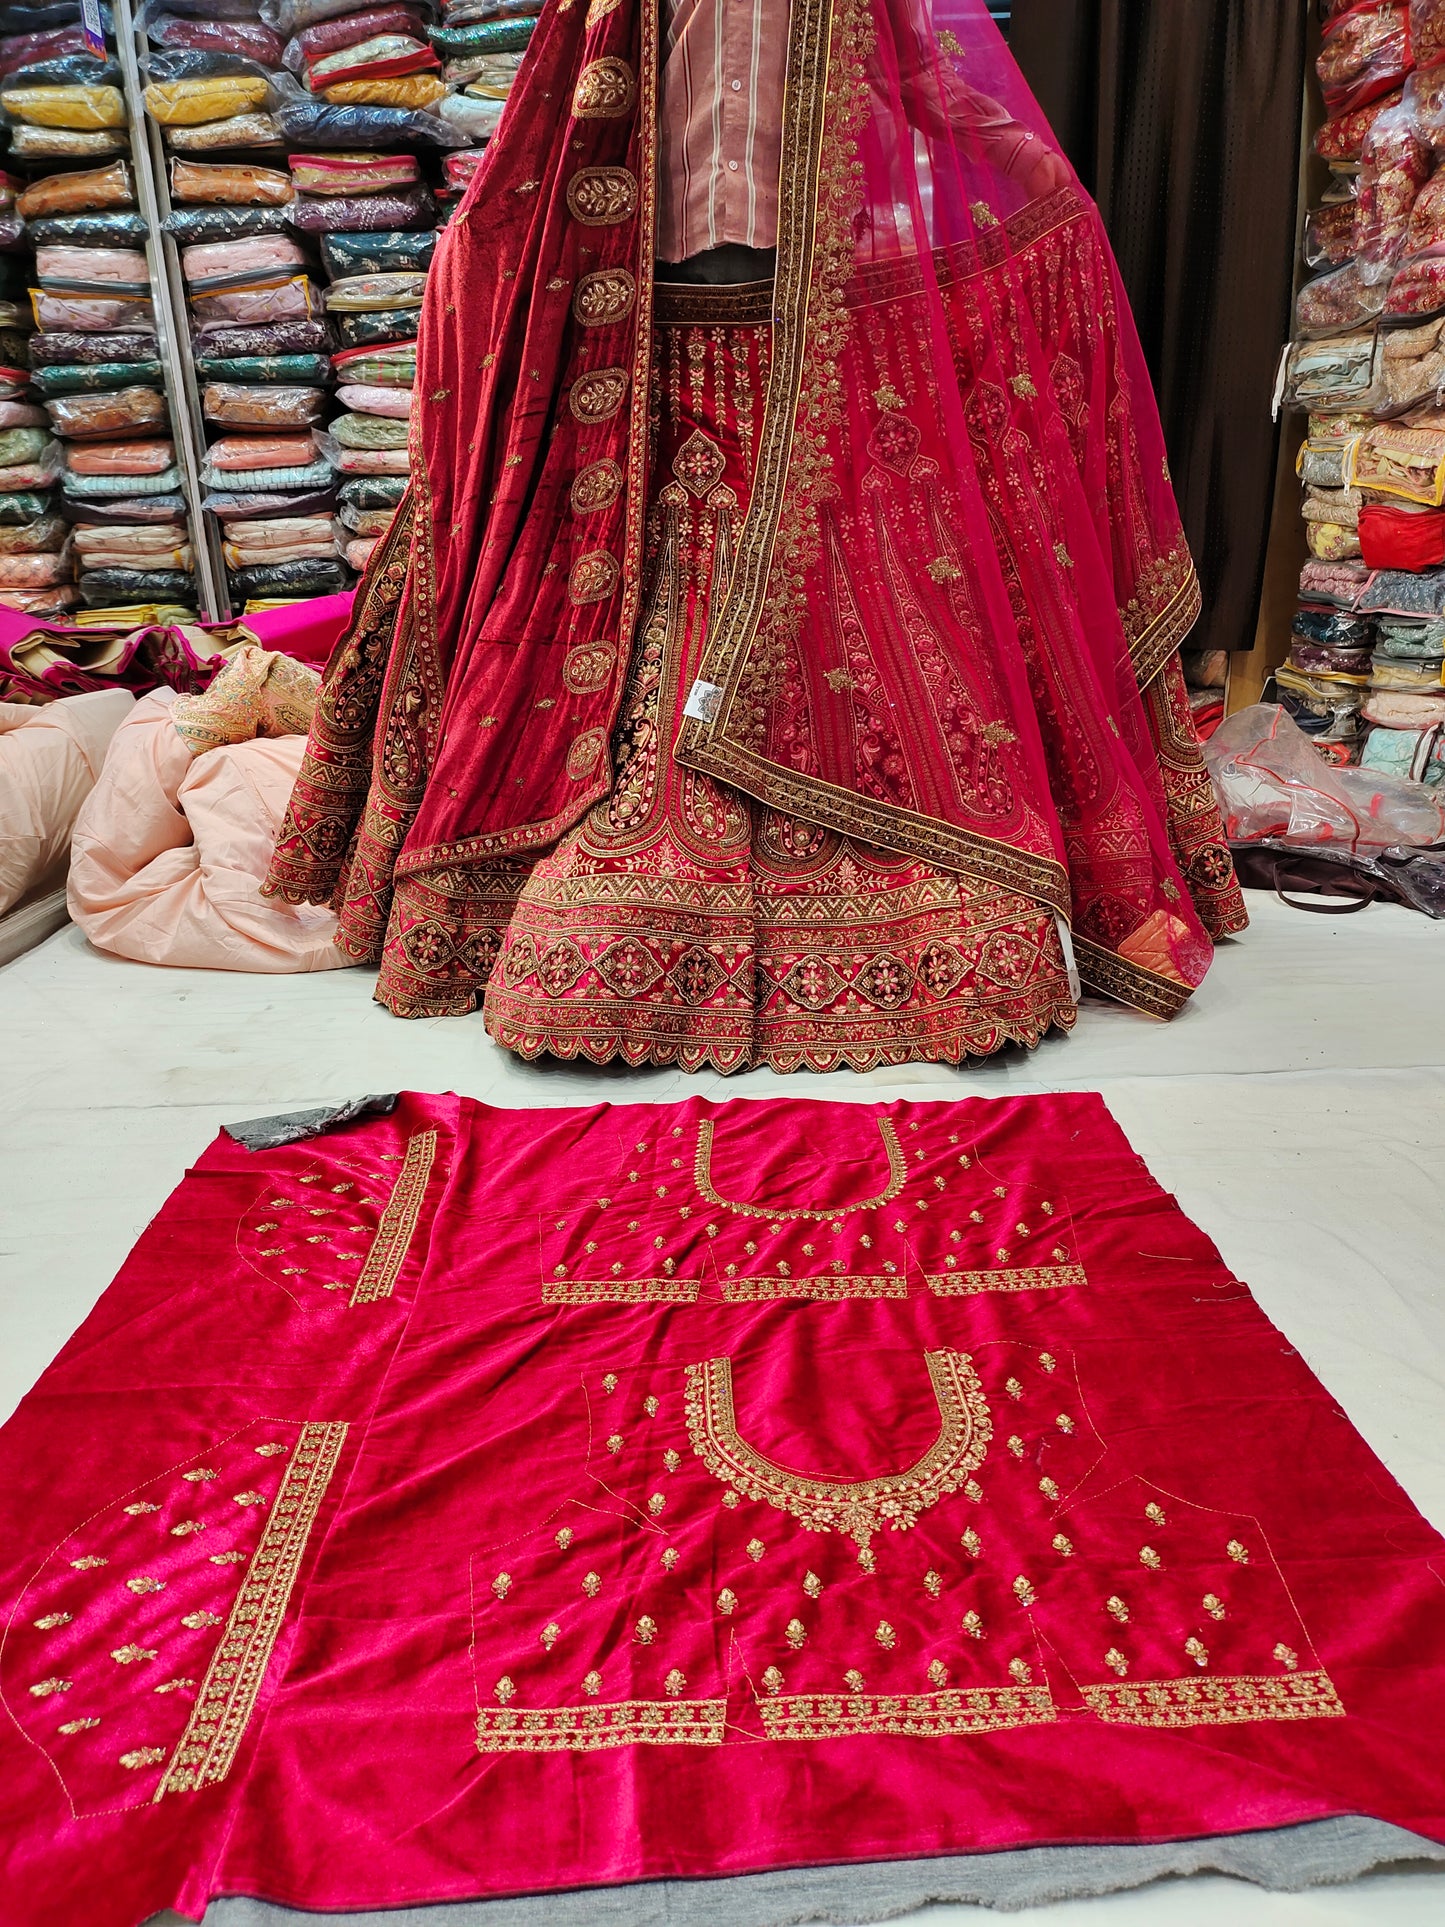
left=683, top=679, right=723, bottom=723
left=82, top=0, right=105, bottom=56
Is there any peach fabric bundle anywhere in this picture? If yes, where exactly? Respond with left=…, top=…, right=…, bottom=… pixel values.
left=0, top=689, right=135, bottom=914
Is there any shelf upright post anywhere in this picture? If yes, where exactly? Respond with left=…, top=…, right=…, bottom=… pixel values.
left=111, top=0, right=231, bottom=620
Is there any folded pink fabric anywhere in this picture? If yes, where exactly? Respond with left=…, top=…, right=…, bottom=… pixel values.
left=335, top=380, right=411, bottom=418
left=0, top=688, right=134, bottom=914
left=208, top=433, right=317, bottom=470
left=66, top=438, right=174, bottom=475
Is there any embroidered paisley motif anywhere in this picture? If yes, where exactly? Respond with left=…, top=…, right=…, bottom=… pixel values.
left=573, top=268, right=637, bottom=329
left=569, top=551, right=621, bottom=605
left=569, top=368, right=629, bottom=424
left=566, top=730, right=607, bottom=779
left=566, top=166, right=639, bottom=226
left=572, top=57, right=636, bottom=120
left=571, top=460, right=624, bottom=515
left=563, top=639, right=617, bottom=693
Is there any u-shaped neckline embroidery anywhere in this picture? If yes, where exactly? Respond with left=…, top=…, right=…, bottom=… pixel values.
left=692, top=1115, right=907, bottom=1222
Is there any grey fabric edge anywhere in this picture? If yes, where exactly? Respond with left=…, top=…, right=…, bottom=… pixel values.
left=187, top=1817, right=1445, bottom=1927
left=222, top=1094, right=400, bottom=1152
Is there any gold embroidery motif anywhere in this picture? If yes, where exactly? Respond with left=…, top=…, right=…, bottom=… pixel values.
left=760, top=1682, right=1056, bottom=1741
left=570, top=461, right=624, bottom=517
left=584, top=0, right=621, bottom=26
left=568, top=551, right=621, bottom=606
left=694, top=1116, right=905, bottom=1221
left=566, top=730, right=608, bottom=781
left=29, top=1677, right=72, bottom=1697
left=721, top=1274, right=907, bottom=1302
left=1105, top=1649, right=1128, bottom=1677
left=111, top=1645, right=157, bottom=1665
left=685, top=1350, right=991, bottom=1548
left=1203, top=1593, right=1226, bottom=1620
left=927, top=1265, right=1086, bottom=1296
left=566, top=165, right=638, bottom=226
left=1184, top=1637, right=1209, bottom=1668
left=126, top=1577, right=165, bottom=1595
left=157, top=1421, right=348, bottom=1799
left=569, top=367, right=629, bottom=424
left=573, top=269, right=637, bottom=329
left=58, top=1718, right=98, bottom=1732
left=785, top=1617, right=807, bottom=1648
left=71, top=1555, right=107, bottom=1570
left=1082, top=1672, right=1345, bottom=1728
left=572, top=57, right=636, bottom=119
left=351, top=1130, right=437, bottom=1307
left=874, top=1620, right=896, bottom=1649
left=34, top=1612, right=72, bottom=1630
left=716, top=1587, right=737, bottom=1615
left=120, top=1747, right=167, bottom=1770
left=476, top=1697, right=726, bottom=1752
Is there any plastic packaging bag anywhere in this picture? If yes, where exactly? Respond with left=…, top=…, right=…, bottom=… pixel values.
left=1292, top=607, right=1376, bottom=647
left=206, top=432, right=319, bottom=471
left=0, top=440, right=64, bottom=489
left=146, top=48, right=273, bottom=83
left=169, top=157, right=294, bottom=205
left=332, top=339, right=413, bottom=385
left=334, top=306, right=418, bottom=347
left=1385, top=255, right=1445, bottom=319
left=442, top=146, right=482, bottom=192
left=1, top=81, right=125, bottom=126
left=342, top=533, right=375, bottom=569
left=195, top=351, right=331, bottom=384
left=30, top=327, right=157, bottom=363
left=320, top=437, right=407, bottom=473
left=0, top=508, right=64, bottom=548
left=1358, top=564, right=1445, bottom=615
left=0, top=423, right=52, bottom=464
left=198, top=451, right=334, bottom=489
left=444, top=0, right=540, bottom=20
left=323, top=269, right=425, bottom=310
left=1306, top=519, right=1363, bottom=561
left=67, top=437, right=174, bottom=474
left=0, top=583, right=80, bottom=610
left=144, top=75, right=271, bottom=124
left=0, top=398, right=43, bottom=425
left=1317, top=2, right=1411, bottom=117
left=1355, top=96, right=1431, bottom=283
left=205, top=482, right=337, bottom=516
left=338, top=500, right=392, bottom=535
left=1415, top=0, right=1445, bottom=70
left=1298, top=557, right=1370, bottom=607
left=1352, top=420, right=1445, bottom=503
left=428, top=18, right=535, bottom=55
left=0, top=488, right=57, bottom=519
left=1284, top=332, right=1384, bottom=414
left=45, top=386, right=168, bottom=438
left=1206, top=703, right=1445, bottom=849
left=229, top=554, right=347, bottom=594
left=15, top=157, right=132, bottom=215
left=288, top=180, right=434, bottom=229
left=67, top=492, right=188, bottom=523
left=1295, top=262, right=1389, bottom=335
left=329, top=407, right=407, bottom=448
left=307, top=32, right=437, bottom=84
left=337, top=471, right=403, bottom=508
left=35, top=243, right=149, bottom=293
left=286, top=148, right=419, bottom=191
left=448, top=49, right=522, bottom=95
left=78, top=566, right=194, bottom=603
left=30, top=288, right=152, bottom=331
left=323, top=73, right=445, bottom=107
left=436, top=89, right=503, bottom=139
left=319, top=228, right=433, bottom=276
left=203, top=381, right=326, bottom=426
left=26, top=209, right=147, bottom=243
left=166, top=203, right=293, bottom=243
left=166, top=111, right=282, bottom=150
left=190, top=276, right=320, bottom=324
left=64, top=464, right=183, bottom=497
left=193, top=316, right=333, bottom=355
left=287, top=4, right=428, bottom=64
left=1315, top=83, right=1404, bottom=162
left=146, top=15, right=284, bottom=66
left=0, top=547, right=71, bottom=584
left=335, top=378, right=409, bottom=416
left=1380, top=316, right=1445, bottom=412
left=1359, top=722, right=1445, bottom=784
left=72, top=520, right=189, bottom=559
left=9, top=123, right=125, bottom=157
left=181, top=233, right=308, bottom=286
left=11, top=54, right=119, bottom=84
left=273, top=93, right=467, bottom=147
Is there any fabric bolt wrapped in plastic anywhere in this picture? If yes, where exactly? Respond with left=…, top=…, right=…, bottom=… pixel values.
left=145, top=49, right=275, bottom=83
left=335, top=379, right=409, bottom=417
left=1317, top=2, right=1411, bottom=117
left=1298, top=433, right=1365, bottom=490
left=0, top=510, right=66, bottom=550
left=1306, top=519, right=1363, bottom=561
left=449, top=50, right=523, bottom=95
left=288, top=180, right=435, bottom=229
left=1299, top=557, right=1372, bottom=607
left=169, top=157, right=294, bottom=205
left=0, top=488, right=61, bottom=520
left=342, top=533, right=375, bottom=569
left=1359, top=721, right=1445, bottom=783
left=180, top=233, right=308, bottom=288
left=194, top=316, right=333, bottom=356
left=0, top=582, right=80, bottom=610
left=1358, top=564, right=1445, bottom=614
left=30, top=288, right=151, bottom=331
left=1295, top=261, right=1390, bottom=335
left=75, top=542, right=193, bottom=569
left=437, top=90, right=503, bottom=139
left=1385, top=254, right=1445, bottom=317
left=29, top=328, right=157, bottom=364
left=203, top=382, right=327, bottom=426
left=329, top=407, right=407, bottom=448
left=66, top=436, right=174, bottom=475
left=64, top=465, right=184, bottom=497
left=1292, top=605, right=1377, bottom=646
left=323, top=269, right=426, bottom=310
left=208, top=431, right=320, bottom=469
left=286, top=5, right=429, bottom=65
left=166, top=204, right=293, bottom=242
left=35, top=243, right=149, bottom=294
left=195, top=351, right=331, bottom=384
left=319, top=228, right=433, bottom=277
left=0, top=399, right=45, bottom=426
left=67, top=492, right=188, bottom=523
left=1378, top=315, right=1445, bottom=411
left=25, top=210, right=147, bottom=244
left=1415, top=0, right=1445, bottom=70
left=166, top=110, right=283, bottom=150
left=306, top=32, right=438, bottom=84
left=1355, top=99, right=1432, bottom=282
left=0, top=447, right=67, bottom=490
left=1303, top=484, right=1366, bottom=527
left=429, top=18, right=535, bottom=56
left=45, top=386, right=167, bottom=439
left=444, top=0, right=541, bottom=20
left=8, top=54, right=120, bottom=86
left=1378, top=612, right=1445, bottom=650
left=143, top=75, right=271, bottom=124
left=0, top=547, right=72, bottom=585
left=205, top=483, right=337, bottom=517
left=146, top=14, right=284, bottom=65
left=1, top=81, right=125, bottom=126
left=442, top=147, right=482, bottom=192
left=1352, top=419, right=1445, bottom=502
left=15, top=157, right=132, bottom=217
left=338, top=500, right=392, bottom=535
left=190, top=275, right=320, bottom=324
left=287, top=148, right=419, bottom=192
left=72, top=521, right=189, bottom=559
left=332, top=340, right=413, bottom=385
left=324, top=439, right=408, bottom=473
left=229, top=554, right=347, bottom=594
left=323, top=73, right=446, bottom=108
left=1206, top=702, right=1445, bottom=848
left=77, top=566, right=195, bottom=603
left=1288, top=635, right=1373, bottom=674
left=0, top=425, right=54, bottom=468
left=221, top=509, right=335, bottom=548
left=9, top=122, right=125, bottom=157
left=334, top=306, right=418, bottom=347
left=337, top=471, right=403, bottom=508
left=1403, top=168, right=1445, bottom=256
left=273, top=94, right=469, bottom=146
left=1316, top=82, right=1405, bottom=162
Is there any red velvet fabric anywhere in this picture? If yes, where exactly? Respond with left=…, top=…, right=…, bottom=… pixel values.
left=1359, top=501, right=1445, bottom=570
left=2, top=1092, right=1443, bottom=1925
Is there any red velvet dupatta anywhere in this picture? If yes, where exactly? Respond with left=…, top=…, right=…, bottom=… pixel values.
left=264, top=0, right=1246, bottom=1020
left=3, top=1092, right=1444, bottom=1926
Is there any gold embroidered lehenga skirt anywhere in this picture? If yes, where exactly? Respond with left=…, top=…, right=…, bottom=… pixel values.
left=437, top=284, right=1077, bottom=1073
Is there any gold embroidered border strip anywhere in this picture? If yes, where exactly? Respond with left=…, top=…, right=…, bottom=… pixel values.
left=721, top=1275, right=908, bottom=1301
left=1072, top=937, right=1192, bottom=1021
left=157, top=1421, right=348, bottom=1799
left=476, top=1697, right=726, bottom=1752
left=695, top=1115, right=906, bottom=1221
left=351, top=1130, right=439, bottom=1306
left=542, top=1277, right=699, bottom=1304
left=1081, top=1671, right=1345, bottom=1728
left=928, top=1265, right=1086, bottom=1297
left=1128, top=556, right=1204, bottom=692
left=760, top=1682, right=1057, bottom=1740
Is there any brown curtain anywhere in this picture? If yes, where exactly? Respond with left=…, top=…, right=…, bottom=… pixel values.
left=1009, top=0, right=1307, bottom=659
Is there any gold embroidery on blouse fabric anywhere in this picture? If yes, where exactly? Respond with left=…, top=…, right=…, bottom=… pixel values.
left=351, top=1129, right=438, bottom=1306
left=759, top=1681, right=1056, bottom=1740
left=475, top=1697, right=726, bottom=1752
left=156, top=1422, right=348, bottom=1799
left=694, top=1116, right=906, bottom=1221
left=543, top=1277, right=700, bottom=1304
left=1081, top=1671, right=1345, bottom=1728
left=926, top=1265, right=1087, bottom=1297
left=720, top=1274, right=907, bottom=1302
left=685, top=1350, right=991, bottom=1548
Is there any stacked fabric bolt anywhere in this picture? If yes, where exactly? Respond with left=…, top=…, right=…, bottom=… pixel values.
left=427, top=0, right=537, bottom=152
left=1279, top=1, right=1445, bottom=771
left=4, top=20, right=200, bottom=623
left=0, top=156, right=69, bottom=612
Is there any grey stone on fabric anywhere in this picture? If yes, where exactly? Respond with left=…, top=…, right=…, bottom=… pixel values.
left=223, top=1094, right=400, bottom=1151
left=194, top=1818, right=1445, bottom=1925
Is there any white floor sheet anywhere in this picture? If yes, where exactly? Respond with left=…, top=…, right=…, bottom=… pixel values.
left=4, top=892, right=1444, bottom=1926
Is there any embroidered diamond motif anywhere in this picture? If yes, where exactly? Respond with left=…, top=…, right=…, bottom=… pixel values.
left=595, top=938, right=663, bottom=997
left=535, top=940, right=587, bottom=997
left=780, top=955, right=845, bottom=1012
left=672, top=430, right=727, bottom=499
left=867, top=412, right=920, bottom=475
left=671, top=947, right=726, bottom=1006
left=977, top=931, right=1041, bottom=990
left=854, top=954, right=915, bottom=1010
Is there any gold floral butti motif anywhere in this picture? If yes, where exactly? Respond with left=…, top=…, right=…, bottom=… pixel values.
left=476, top=1697, right=725, bottom=1751
left=569, top=551, right=621, bottom=605
left=562, top=638, right=618, bottom=693
left=158, top=1422, right=348, bottom=1797
left=568, top=367, right=629, bottom=424
left=350, top=1130, right=438, bottom=1307
left=573, top=267, right=638, bottom=328
left=566, top=165, right=639, bottom=225
left=1081, top=1673, right=1345, bottom=1728
left=566, top=730, right=607, bottom=780
left=685, top=1351, right=991, bottom=1548
left=759, top=1682, right=1056, bottom=1741
left=694, top=1116, right=906, bottom=1222
left=570, top=460, right=624, bottom=515
left=571, top=56, right=636, bottom=119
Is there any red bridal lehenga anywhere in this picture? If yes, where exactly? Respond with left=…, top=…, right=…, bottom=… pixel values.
left=264, top=0, right=1247, bottom=1070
